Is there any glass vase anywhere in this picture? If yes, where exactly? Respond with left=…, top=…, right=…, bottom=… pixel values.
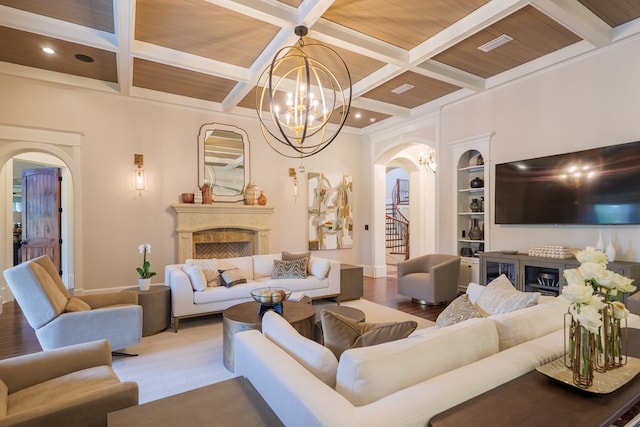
left=596, top=303, right=627, bottom=372
left=565, top=313, right=595, bottom=389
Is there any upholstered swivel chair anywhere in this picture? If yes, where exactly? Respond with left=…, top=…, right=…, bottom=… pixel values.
left=397, top=254, right=461, bottom=305
left=3, top=255, right=142, bottom=351
left=0, top=339, right=138, bottom=426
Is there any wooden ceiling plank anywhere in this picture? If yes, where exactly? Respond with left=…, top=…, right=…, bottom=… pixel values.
left=533, top=0, right=610, bottom=47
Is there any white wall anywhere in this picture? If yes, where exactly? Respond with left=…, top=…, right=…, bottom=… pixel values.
left=0, top=74, right=366, bottom=292
left=439, top=37, right=640, bottom=261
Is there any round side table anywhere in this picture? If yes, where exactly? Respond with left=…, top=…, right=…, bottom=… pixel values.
left=223, top=300, right=316, bottom=372
left=125, top=285, right=171, bottom=336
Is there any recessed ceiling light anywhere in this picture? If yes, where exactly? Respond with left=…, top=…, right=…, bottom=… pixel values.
left=42, top=47, right=55, bottom=55
left=354, top=112, right=362, bottom=119
left=391, top=84, right=414, bottom=94
left=477, top=34, right=513, bottom=52
left=75, top=53, right=95, bottom=63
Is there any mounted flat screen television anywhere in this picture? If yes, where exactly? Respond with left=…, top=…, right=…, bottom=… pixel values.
left=495, top=140, right=640, bottom=225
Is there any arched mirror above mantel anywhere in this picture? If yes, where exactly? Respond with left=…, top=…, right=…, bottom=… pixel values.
left=198, top=123, right=250, bottom=203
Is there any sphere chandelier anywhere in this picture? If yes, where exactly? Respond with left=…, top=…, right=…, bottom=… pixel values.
left=256, top=26, right=351, bottom=159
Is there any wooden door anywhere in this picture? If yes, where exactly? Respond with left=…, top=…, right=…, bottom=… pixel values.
left=20, top=168, right=61, bottom=273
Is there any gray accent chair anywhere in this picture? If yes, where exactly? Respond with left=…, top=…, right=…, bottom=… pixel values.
left=0, top=339, right=138, bottom=426
left=627, top=292, right=640, bottom=316
left=3, top=255, right=142, bottom=351
left=397, top=254, right=461, bottom=305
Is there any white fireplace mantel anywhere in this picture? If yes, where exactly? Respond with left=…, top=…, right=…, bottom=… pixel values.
left=171, top=203, right=274, bottom=262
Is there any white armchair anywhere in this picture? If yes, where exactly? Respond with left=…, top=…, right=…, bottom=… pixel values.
left=3, top=255, right=142, bottom=351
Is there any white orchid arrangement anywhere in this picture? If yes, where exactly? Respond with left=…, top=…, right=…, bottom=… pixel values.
left=137, top=243, right=157, bottom=279
left=562, top=247, right=636, bottom=333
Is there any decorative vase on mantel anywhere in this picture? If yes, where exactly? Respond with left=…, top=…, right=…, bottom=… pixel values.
left=139, top=278, right=151, bottom=291
left=257, top=191, right=267, bottom=206
left=244, top=183, right=256, bottom=205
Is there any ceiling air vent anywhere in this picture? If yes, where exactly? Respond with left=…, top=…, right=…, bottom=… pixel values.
left=477, top=34, right=513, bottom=52
left=391, top=84, right=414, bottom=94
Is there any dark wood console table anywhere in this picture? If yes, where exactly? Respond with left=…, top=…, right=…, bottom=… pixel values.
left=430, top=328, right=640, bottom=427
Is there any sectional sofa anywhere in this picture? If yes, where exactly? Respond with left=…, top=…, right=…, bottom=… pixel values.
left=165, top=253, right=340, bottom=331
left=235, top=294, right=640, bottom=427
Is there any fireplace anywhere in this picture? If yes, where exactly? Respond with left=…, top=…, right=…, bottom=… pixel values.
left=171, top=204, right=274, bottom=263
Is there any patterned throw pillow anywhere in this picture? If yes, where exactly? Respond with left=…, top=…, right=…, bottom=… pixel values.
left=474, top=274, right=540, bottom=316
left=272, top=258, right=308, bottom=279
left=218, top=268, right=248, bottom=287
left=435, top=294, right=483, bottom=327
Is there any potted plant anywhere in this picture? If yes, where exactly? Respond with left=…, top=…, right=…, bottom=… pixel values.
left=137, top=243, right=157, bottom=290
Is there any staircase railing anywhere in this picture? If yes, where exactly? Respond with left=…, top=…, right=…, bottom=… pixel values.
left=386, top=179, right=410, bottom=259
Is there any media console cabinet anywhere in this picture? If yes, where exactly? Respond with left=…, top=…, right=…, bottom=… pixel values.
left=478, top=251, right=640, bottom=300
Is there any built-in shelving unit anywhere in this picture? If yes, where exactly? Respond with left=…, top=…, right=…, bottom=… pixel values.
left=451, top=133, right=493, bottom=290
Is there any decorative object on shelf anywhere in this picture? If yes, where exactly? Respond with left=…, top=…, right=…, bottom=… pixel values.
left=469, top=198, right=480, bottom=212
left=419, top=148, right=437, bottom=173
left=250, top=287, right=292, bottom=315
left=136, top=243, right=156, bottom=291
left=606, top=238, right=616, bottom=262
left=201, top=183, right=212, bottom=204
left=193, top=187, right=202, bottom=204
left=257, top=191, right=267, bottom=206
left=469, top=219, right=482, bottom=240
left=256, top=25, right=351, bottom=159
left=596, top=231, right=604, bottom=252
left=181, top=193, right=194, bottom=203
left=476, top=154, right=484, bottom=166
left=470, top=177, right=484, bottom=188
left=528, top=244, right=573, bottom=259
left=562, top=247, right=636, bottom=388
left=244, top=183, right=256, bottom=205
left=480, top=196, right=484, bottom=212
left=134, top=153, right=145, bottom=195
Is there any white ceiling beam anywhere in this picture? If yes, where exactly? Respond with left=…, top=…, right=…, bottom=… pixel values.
left=414, top=61, right=485, bottom=92
left=131, top=40, right=251, bottom=82
left=352, top=97, right=411, bottom=119
left=533, top=0, right=611, bottom=48
left=612, top=16, right=640, bottom=43
left=410, top=0, right=529, bottom=64
left=0, top=5, right=118, bottom=51
left=115, top=0, right=133, bottom=96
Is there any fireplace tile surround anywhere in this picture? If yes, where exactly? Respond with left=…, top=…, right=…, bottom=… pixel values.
left=171, top=203, right=274, bottom=263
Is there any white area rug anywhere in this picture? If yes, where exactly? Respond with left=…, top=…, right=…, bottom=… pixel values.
left=112, top=299, right=432, bottom=403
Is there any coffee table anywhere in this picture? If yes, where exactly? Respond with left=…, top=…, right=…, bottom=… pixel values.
left=429, top=328, right=640, bottom=427
left=108, top=377, right=282, bottom=426
left=223, top=300, right=316, bottom=371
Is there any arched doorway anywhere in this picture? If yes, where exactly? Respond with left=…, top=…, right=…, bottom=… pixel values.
left=0, top=125, right=82, bottom=300
left=371, top=143, right=437, bottom=277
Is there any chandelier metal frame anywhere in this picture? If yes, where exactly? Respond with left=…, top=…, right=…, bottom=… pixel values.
left=256, top=26, right=352, bottom=159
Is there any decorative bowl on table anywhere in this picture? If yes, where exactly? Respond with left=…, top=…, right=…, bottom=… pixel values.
left=250, top=287, right=292, bottom=315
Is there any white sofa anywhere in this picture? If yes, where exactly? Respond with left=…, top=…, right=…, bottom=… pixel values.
left=235, top=296, right=640, bottom=427
left=165, top=253, right=340, bottom=331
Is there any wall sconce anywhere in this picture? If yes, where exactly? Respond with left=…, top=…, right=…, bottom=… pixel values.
left=289, top=168, right=299, bottom=202
left=419, top=148, right=437, bottom=173
left=134, top=154, right=145, bottom=193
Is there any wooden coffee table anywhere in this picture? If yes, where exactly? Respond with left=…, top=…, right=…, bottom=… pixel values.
left=108, top=377, right=282, bottom=426
left=429, top=328, right=640, bottom=427
left=223, top=300, right=316, bottom=372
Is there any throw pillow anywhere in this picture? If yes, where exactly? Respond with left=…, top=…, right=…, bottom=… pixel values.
left=272, top=258, right=308, bottom=279
left=183, top=264, right=207, bottom=291
left=321, top=310, right=417, bottom=359
left=465, top=282, right=485, bottom=304
left=309, top=257, right=331, bottom=279
left=218, top=268, right=248, bottom=287
left=435, top=294, right=483, bottom=327
left=64, top=296, right=92, bottom=312
left=185, top=258, right=230, bottom=287
left=474, top=277, right=540, bottom=316
left=261, top=311, right=338, bottom=387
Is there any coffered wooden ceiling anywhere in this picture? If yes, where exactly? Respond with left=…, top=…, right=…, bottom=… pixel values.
left=1, top=0, right=639, bottom=131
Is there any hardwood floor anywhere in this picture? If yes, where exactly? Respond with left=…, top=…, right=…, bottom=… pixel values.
left=0, top=265, right=442, bottom=360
